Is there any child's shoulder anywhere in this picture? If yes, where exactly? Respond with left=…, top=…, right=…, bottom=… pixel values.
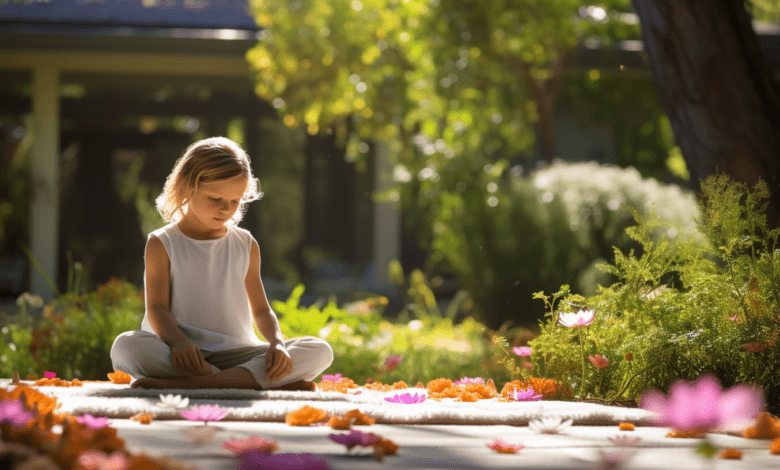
left=229, top=224, right=256, bottom=243
left=147, top=222, right=177, bottom=240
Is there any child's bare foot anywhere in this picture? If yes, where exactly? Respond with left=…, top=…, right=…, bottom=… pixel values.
left=266, top=379, right=316, bottom=392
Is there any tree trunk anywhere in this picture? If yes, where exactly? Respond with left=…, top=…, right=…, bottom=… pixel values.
left=632, top=0, right=780, bottom=224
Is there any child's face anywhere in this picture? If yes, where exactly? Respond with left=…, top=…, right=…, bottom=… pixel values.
left=186, top=175, right=248, bottom=228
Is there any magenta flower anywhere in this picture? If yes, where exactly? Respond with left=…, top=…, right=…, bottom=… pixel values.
left=640, top=375, right=763, bottom=433
left=453, top=377, right=484, bottom=386
left=321, top=373, right=342, bottom=382
left=382, top=355, right=403, bottom=372
left=238, top=452, right=331, bottom=470
left=509, top=387, right=543, bottom=401
left=513, top=346, right=532, bottom=357
left=0, top=399, right=34, bottom=427
left=330, top=430, right=382, bottom=450
left=180, top=404, right=229, bottom=425
left=76, top=414, right=111, bottom=429
left=384, top=392, right=426, bottom=404
left=557, top=308, right=595, bottom=327
left=44, top=371, right=56, bottom=379
left=222, top=436, right=279, bottom=454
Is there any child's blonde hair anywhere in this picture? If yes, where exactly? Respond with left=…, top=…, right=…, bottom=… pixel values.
left=156, top=137, right=263, bottom=224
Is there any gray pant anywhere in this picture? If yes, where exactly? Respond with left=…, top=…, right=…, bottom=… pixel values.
left=110, top=330, right=334, bottom=389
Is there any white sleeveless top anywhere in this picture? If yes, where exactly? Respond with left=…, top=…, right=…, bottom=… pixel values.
left=140, top=222, right=264, bottom=351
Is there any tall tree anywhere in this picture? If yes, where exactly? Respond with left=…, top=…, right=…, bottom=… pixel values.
left=632, top=0, right=780, bottom=223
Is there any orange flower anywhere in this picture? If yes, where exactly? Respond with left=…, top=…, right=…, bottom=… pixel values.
left=718, top=448, right=742, bottom=459
left=346, top=409, right=375, bottom=426
left=743, top=412, right=780, bottom=439
left=285, top=405, right=328, bottom=426
left=770, top=437, right=780, bottom=454
left=456, top=391, right=479, bottom=402
left=365, top=381, right=392, bottom=392
left=618, top=423, right=635, bottom=431
left=426, top=378, right=454, bottom=393
left=108, top=370, right=132, bottom=385
left=317, top=377, right=358, bottom=393
left=130, top=413, right=153, bottom=425
left=328, top=415, right=352, bottom=430
left=743, top=342, right=769, bottom=353
left=372, top=437, right=399, bottom=461
left=391, top=381, right=409, bottom=390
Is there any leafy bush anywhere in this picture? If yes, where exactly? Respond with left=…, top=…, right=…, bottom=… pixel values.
left=274, top=284, right=513, bottom=385
left=432, top=160, right=701, bottom=329
left=530, top=174, right=780, bottom=413
left=0, top=278, right=144, bottom=379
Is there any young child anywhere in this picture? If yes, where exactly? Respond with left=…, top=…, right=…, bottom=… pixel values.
left=111, top=137, right=333, bottom=390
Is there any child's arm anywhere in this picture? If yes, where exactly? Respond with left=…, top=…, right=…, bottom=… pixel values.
left=145, top=235, right=211, bottom=376
left=246, top=239, right=292, bottom=382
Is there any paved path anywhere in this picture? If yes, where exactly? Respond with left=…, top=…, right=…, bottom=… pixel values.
left=112, top=420, right=777, bottom=469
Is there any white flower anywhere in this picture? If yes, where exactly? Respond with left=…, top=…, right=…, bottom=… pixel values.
left=157, top=394, right=189, bottom=409
left=528, top=416, right=573, bottom=434
left=557, top=309, right=595, bottom=328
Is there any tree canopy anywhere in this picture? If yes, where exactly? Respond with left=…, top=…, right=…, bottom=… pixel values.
left=247, top=0, right=640, bottom=167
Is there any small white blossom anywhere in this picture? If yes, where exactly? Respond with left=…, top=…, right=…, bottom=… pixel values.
left=157, top=394, right=189, bottom=409
left=528, top=416, right=573, bottom=434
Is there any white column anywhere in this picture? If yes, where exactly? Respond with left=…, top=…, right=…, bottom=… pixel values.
left=30, top=65, right=60, bottom=302
left=371, top=141, right=401, bottom=293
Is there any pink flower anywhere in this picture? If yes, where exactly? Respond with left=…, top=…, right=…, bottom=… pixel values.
left=76, top=414, right=111, bottom=429
left=77, top=451, right=128, bottom=470
left=557, top=309, right=595, bottom=328
left=238, top=452, right=331, bottom=470
left=44, top=371, right=56, bottom=379
left=321, top=373, right=343, bottom=382
left=589, top=354, right=609, bottom=369
left=180, top=405, right=229, bottom=424
left=640, top=375, right=764, bottom=433
left=222, top=436, right=280, bottom=455
left=453, top=377, right=484, bottom=386
left=384, top=392, right=426, bottom=404
left=0, top=399, right=34, bottom=427
left=330, top=430, right=381, bottom=450
left=487, top=439, right=525, bottom=454
left=509, top=387, right=543, bottom=401
left=383, top=355, right=403, bottom=372
left=512, top=346, right=532, bottom=356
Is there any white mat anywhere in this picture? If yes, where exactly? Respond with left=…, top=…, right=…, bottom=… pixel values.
left=1, top=380, right=655, bottom=426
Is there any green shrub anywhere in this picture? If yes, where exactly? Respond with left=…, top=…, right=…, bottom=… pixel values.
left=273, top=284, right=512, bottom=384
left=432, top=161, right=701, bottom=330
left=0, top=278, right=144, bottom=380
left=530, top=174, right=780, bottom=412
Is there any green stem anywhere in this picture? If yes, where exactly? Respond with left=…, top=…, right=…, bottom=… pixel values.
left=578, top=326, right=586, bottom=400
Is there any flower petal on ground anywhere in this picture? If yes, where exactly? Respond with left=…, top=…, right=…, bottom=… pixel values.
left=238, top=452, right=331, bottom=470
left=384, top=392, right=426, bottom=404
left=330, top=430, right=381, bottom=450
left=180, top=404, right=228, bottom=424
left=487, top=439, right=524, bottom=454
left=528, top=417, right=573, bottom=434
left=222, top=436, right=280, bottom=454
left=76, top=414, right=111, bottom=429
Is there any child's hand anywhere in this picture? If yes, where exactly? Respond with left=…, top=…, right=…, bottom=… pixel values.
left=171, top=339, right=211, bottom=376
left=265, top=342, right=293, bottom=382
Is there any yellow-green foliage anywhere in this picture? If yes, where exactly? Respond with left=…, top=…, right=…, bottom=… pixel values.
left=0, top=278, right=144, bottom=380
left=530, top=174, right=780, bottom=411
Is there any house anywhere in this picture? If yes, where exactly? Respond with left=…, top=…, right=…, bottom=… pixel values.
left=0, top=0, right=400, bottom=304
